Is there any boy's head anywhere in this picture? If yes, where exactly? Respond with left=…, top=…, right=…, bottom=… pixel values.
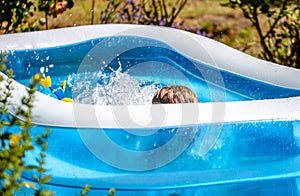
left=152, top=85, right=198, bottom=104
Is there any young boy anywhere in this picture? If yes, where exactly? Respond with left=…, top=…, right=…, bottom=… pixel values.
left=152, top=85, right=198, bottom=104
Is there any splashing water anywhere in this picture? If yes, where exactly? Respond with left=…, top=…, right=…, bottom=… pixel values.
left=71, top=67, right=161, bottom=105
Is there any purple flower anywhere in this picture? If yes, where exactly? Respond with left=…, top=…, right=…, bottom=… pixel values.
left=178, top=20, right=185, bottom=26
left=133, top=12, right=139, bottom=20
left=126, top=0, right=135, bottom=5
left=159, top=20, right=166, bottom=26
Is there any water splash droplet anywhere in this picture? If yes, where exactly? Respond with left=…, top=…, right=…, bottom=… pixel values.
left=72, top=67, right=160, bottom=105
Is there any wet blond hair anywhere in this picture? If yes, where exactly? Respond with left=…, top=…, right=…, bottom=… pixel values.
left=152, top=85, right=198, bottom=104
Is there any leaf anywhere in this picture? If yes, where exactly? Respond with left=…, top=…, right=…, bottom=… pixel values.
left=20, top=181, right=37, bottom=189
left=260, top=3, right=270, bottom=14
left=41, top=190, right=56, bottom=196
left=80, top=184, right=90, bottom=195
left=41, top=175, right=52, bottom=184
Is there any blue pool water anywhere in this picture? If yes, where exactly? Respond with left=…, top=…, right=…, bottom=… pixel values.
left=2, top=36, right=300, bottom=195
left=18, top=120, right=300, bottom=195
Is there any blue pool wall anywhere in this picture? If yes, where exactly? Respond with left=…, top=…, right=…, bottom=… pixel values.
left=8, top=119, right=300, bottom=191
left=1, top=35, right=300, bottom=195
left=13, top=118, right=300, bottom=195
left=20, top=178, right=299, bottom=196
left=3, top=36, right=300, bottom=102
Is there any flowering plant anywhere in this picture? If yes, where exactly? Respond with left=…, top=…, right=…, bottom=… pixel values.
left=99, top=0, right=209, bottom=36
left=38, top=0, right=74, bottom=29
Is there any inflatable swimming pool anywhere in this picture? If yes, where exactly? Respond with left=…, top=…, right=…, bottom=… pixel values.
left=1, top=24, right=300, bottom=195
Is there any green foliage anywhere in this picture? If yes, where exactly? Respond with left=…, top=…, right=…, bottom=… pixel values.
left=222, top=0, right=300, bottom=68
left=34, top=128, right=55, bottom=196
left=98, top=0, right=208, bottom=36
left=100, top=0, right=187, bottom=27
left=38, top=0, right=74, bottom=29
left=0, top=0, right=36, bottom=33
left=0, top=52, right=54, bottom=195
left=0, top=53, right=92, bottom=195
left=76, top=184, right=90, bottom=196
left=38, top=0, right=74, bottom=16
left=0, top=0, right=74, bottom=33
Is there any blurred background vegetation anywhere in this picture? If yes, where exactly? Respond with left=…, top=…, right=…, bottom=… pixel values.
left=0, top=0, right=299, bottom=67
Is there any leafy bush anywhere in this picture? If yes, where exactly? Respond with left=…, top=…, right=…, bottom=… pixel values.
left=99, top=0, right=209, bottom=36
left=0, top=0, right=36, bottom=33
left=222, top=0, right=300, bottom=68
left=0, top=0, right=74, bottom=33
left=0, top=53, right=54, bottom=195
left=100, top=0, right=187, bottom=26
left=38, top=0, right=74, bottom=29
